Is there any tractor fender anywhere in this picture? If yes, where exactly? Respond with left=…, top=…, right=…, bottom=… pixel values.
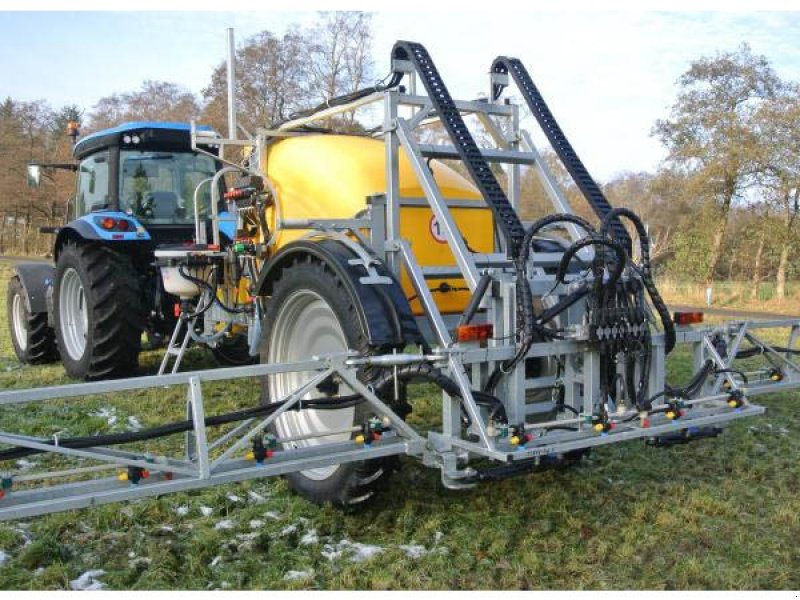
left=255, top=239, right=424, bottom=348
left=12, top=262, right=55, bottom=314
left=54, top=213, right=150, bottom=259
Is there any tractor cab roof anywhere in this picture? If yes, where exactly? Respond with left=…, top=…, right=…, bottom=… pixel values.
left=73, top=121, right=218, bottom=160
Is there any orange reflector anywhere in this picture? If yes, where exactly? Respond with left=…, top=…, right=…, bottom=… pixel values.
left=101, top=217, right=116, bottom=230
left=456, top=323, right=493, bottom=342
left=674, top=311, right=704, bottom=325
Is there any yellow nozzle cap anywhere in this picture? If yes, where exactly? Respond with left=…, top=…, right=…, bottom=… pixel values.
left=593, top=423, right=604, bottom=432
left=509, top=436, right=520, bottom=446
left=665, top=411, right=675, bottom=420
left=245, top=451, right=255, bottom=460
left=355, top=434, right=365, bottom=444
left=117, top=472, right=128, bottom=481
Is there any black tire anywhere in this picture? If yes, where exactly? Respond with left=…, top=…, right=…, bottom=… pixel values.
left=7, top=276, right=58, bottom=364
left=260, top=255, right=397, bottom=508
left=211, top=332, right=257, bottom=366
left=53, top=242, right=145, bottom=380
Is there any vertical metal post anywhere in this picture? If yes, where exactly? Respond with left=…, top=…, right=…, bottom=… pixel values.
left=226, top=27, right=237, bottom=141
left=509, top=103, right=521, bottom=211
left=187, top=377, right=211, bottom=479
left=368, top=193, right=387, bottom=261
left=384, top=91, right=401, bottom=277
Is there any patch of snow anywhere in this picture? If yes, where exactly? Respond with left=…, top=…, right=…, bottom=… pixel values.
left=70, top=570, right=106, bottom=591
left=210, top=555, right=223, bottom=568
left=90, top=407, right=117, bottom=427
left=215, top=519, right=235, bottom=531
left=175, top=505, right=189, bottom=517
left=127, top=551, right=136, bottom=559
left=159, top=525, right=174, bottom=533
left=284, top=570, right=313, bottom=581
left=0, top=551, right=8, bottom=566
left=247, top=490, right=266, bottom=504
left=263, top=511, right=281, bottom=521
left=15, top=458, right=35, bottom=471
left=300, top=530, right=319, bottom=546
left=127, top=416, right=142, bottom=431
left=249, top=520, right=264, bottom=530
left=226, top=494, right=243, bottom=503
left=434, top=531, right=444, bottom=544
left=200, top=506, right=213, bottom=517
left=296, top=517, right=310, bottom=526
left=321, top=539, right=383, bottom=562
left=280, top=524, right=298, bottom=536
left=398, top=544, right=427, bottom=559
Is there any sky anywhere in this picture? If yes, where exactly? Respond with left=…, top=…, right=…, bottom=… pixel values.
left=1, top=9, right=799, bottom=181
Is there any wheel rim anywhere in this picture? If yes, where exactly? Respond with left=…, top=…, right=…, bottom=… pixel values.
left=11, top=292, right=28, bottom=352
left=59, top=268, right=88, bottom=361
left=267, top=289, right=354, bottom=480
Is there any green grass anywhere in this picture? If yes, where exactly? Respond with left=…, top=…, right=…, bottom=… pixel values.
left=0, top=263, right=798, bottom=590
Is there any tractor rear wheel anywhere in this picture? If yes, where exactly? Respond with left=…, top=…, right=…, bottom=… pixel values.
left=53, top=242, right=145, bottom=380
left=260, top=256, right=396, bottom=508
left=7, top=276, right=58, bottom=365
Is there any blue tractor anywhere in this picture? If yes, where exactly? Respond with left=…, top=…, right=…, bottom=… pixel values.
left=7, top=121, right=245, bottom=380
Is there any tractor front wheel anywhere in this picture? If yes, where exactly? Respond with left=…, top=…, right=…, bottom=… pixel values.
left=54, top=242, right=145, bottom=380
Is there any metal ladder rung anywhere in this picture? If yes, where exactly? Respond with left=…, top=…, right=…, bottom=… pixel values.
left=418, top=144, right=537, bottom=165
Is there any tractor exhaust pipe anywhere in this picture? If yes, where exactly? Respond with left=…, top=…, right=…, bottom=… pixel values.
left=226, top=27, right=237, bottom=140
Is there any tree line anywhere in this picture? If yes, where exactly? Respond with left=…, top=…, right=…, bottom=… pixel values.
left=0, top=15, right=797, bottom=298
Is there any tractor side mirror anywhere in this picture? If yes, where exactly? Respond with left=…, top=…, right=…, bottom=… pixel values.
left=26, top=163, right=42, bottom=188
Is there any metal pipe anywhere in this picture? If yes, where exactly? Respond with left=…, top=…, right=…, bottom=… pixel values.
left=226, top=27, right=237, bottom=141
left=192, top=177, right=213, bottom=244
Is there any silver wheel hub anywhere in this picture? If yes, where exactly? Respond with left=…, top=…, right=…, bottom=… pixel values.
left=11, top=291, right=28, bottom=352
left=267, top=289, right=354, bottom=481
left=59, top=268, right=89, bottom=361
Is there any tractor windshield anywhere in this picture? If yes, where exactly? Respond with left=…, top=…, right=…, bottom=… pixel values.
left=119, top=150, right=218, bottom=225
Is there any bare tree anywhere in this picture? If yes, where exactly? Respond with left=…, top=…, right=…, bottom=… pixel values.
left=88, top=81, right=200, bottom=131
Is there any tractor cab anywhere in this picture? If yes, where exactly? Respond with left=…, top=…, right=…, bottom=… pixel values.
left=70, top=122, right=222, bottom=245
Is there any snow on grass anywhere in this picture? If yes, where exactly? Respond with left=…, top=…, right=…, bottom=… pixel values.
left=0, top=550, right=8, bottom=566
left=200, top=506, right=213, bottom=517
left=210, top=556, right=223, bottom=568
left=90, top=407, right=117, bottom=427
left=175, top=505, right=189, bottom=517
left=214, top=519, right=235, bottom=531
left=226, top=494, right=243, bottom=503
left=280, top=524, right=298, bottom=536
left=284, top=569, right=314, bottom=581
left=248, top=520, right=264, bottom=530
left=263, top=511, right=281, bottom=521
left=321, top=539, right=383, bottom=562
left=70, top=570, right=106, bottom=591
left=397, top=544, right=428, bottom=559
left=247, top=490, right=267, bottom=504
left=15, top=458, right=35, bottom=471
left=300, top=529, right=319, bottom=546
left=127, top=416, right=142, bottom=431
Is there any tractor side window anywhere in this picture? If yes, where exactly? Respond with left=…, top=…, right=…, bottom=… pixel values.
left=76, top=153, right=110, bottom=216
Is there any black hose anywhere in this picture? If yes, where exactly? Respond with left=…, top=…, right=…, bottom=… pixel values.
left=599, top=207, right=675, bottom=355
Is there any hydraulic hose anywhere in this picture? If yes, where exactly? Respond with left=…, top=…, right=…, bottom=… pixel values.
left=599, top=207, right=675, bottom=355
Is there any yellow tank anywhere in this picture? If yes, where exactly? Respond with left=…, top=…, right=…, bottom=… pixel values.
left=262, top=135, right=494, bottom=314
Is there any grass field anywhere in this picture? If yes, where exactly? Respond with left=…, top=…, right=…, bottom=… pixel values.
left=0, top=262, right=798, bottom=590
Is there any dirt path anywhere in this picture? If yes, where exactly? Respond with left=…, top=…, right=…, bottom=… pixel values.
left=0, top=255, right=50, bottom=266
